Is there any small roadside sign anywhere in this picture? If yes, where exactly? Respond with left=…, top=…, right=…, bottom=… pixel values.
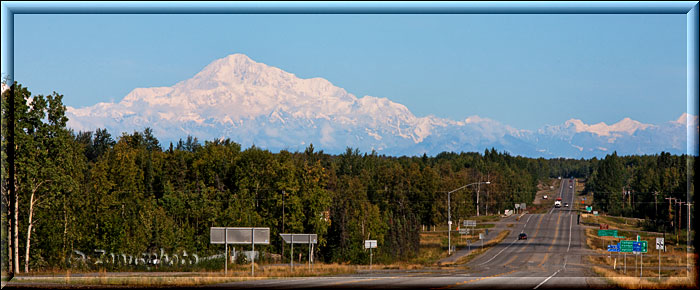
left=364, top=240, right=377, bottom=249
left=656, top=238, right=664, bottom=250
left=607, top=244, right=620, bottom=252
left=479, top=233, right=484, bottom=240
left=593, top=211, right=599, bottom=215
left=464, top=220, right=477, bottom=227
left=459, top=228, right=468, bottom=235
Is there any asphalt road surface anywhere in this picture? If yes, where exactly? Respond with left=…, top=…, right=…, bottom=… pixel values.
left=206, top=179, right=611, bottom=289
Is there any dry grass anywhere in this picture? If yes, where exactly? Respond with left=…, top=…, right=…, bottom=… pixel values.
left=592, top=265, right=697, bottom=289
left=581, top=214, right=646, bottom=231
left=9, top=262, right=436, bottom=287
left=445, top=230, right=511, bottom=266
left=9, top=263, right=360, bottom=287
left=587, top=251, right=696, bottom=270
left=533, top=178, right=560, bottom=205
left=584, top=227, right=693, bottom=269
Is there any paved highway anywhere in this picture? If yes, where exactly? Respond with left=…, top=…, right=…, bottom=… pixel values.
left=207, top=178, right=611, bottom=289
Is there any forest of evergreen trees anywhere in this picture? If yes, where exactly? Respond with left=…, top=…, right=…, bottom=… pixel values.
left=1, top=83, right=694, bottom=272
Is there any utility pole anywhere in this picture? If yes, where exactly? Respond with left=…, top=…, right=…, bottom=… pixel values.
left=665, top=197, right=675, bottom=233
left=448, top=187, right=451, bottom=254
left=485, top=173, right=490, bottom=216
left=282, top=190, right=285, bottom=261
left=476, top=179, right=481, bottom=217
left=676, top=200, right=685, bottom=245
left=653, top=192, right=659, bottom=226
left=687, top=202, right=692, bottom=274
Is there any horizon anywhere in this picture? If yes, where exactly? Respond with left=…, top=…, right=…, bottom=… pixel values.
left=10, top=13, right=690, bottom=131
left=4, top=51, right=697, bottom=159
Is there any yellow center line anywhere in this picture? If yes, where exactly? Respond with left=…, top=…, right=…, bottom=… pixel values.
left=502, top=255, right=519, bottom=267
left=539, top=211, right=562, bottom=268
left=530, top=214, right=545, bottom=241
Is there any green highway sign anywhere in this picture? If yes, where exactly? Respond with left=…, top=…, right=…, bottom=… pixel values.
left=598, top=229, right=618, bottom=237
left=620, top=240, right=635, bottom=252
left=633, top=241, right=648, bottom=253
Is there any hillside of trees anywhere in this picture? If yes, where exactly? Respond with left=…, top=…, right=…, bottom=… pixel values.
left=1, top=82, right=694, bottom=272
left=585, top=151, right=694, bottom=233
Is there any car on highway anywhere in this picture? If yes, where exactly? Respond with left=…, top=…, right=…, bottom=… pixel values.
left=569, top=185, right=573, bottom=189
left=518, top=233, right=527, bottom=240
left=564, top=203, right=569, bottom=207
left=543, top=195, right=548, bottom=199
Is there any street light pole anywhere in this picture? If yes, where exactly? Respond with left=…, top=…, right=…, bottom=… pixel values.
left=477, top=182, right=481, bottom=217
left=447, top=181, right=491, bottom=255
left=448, top=189, right=451, bottom=255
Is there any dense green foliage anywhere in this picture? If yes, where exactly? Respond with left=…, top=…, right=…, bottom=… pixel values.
left=585, top=151, right=694, bottom=232
left=1, top=83, right=693, bottom=271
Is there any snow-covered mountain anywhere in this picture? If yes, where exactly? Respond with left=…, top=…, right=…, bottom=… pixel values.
left=66, top=53, right=698, bottom=158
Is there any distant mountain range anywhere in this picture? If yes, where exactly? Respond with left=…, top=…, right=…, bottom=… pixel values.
left=65, top=53, right=698, bottom=158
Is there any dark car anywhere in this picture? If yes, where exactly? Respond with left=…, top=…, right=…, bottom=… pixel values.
left=564, top=203, right=569, bottom=207
left=518, top=233, right=527, bottom=240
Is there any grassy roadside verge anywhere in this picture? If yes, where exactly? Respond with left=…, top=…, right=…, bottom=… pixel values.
left=583, top=218, right=698, bottom=289
left=444, top=230, right=511, bottom=266
left=8, top=263, right=360, bottom=287
left=591, top=265, right=697, bottom=289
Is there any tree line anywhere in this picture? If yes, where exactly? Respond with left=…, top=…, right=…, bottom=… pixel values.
left=585, top=151, right=694, bottom=234
left=1, top=82, right=693, bottom=273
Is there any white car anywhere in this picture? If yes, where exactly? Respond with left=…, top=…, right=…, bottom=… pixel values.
left=569, top=185, right=573, bottom=189
left=543, top=195, right=548, bottom=199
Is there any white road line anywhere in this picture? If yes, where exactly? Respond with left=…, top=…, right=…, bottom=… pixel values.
left=478, top=215, right=533, bottom=266
left=569, top=180, right=575, bottom=216
left=567, top=213, right=572, bottom=252
left=533, top=269, right=561, bottom=289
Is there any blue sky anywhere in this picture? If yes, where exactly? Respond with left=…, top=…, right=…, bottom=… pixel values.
left=9, top=13, right=688, bottom=130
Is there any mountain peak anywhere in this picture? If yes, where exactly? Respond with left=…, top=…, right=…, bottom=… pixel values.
left=564, top=117, right=651, bottom=136
left=221, top=53, right=256, bottom=69
left=674, top=112, right=699, bottom=125
left=64, top=54, right=695, bottom=158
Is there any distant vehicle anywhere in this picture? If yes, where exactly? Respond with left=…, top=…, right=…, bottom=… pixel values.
left=569, top=185, right=573, bottom=189
left=543, top=195, right=548, bottom=199
left=518, top=233, right=528, bottom=240
left=564, top=203, right=569, bottom=207
left=558, top=176, right=562, bottom=180
left=555, top=197, right=562, bottom=208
